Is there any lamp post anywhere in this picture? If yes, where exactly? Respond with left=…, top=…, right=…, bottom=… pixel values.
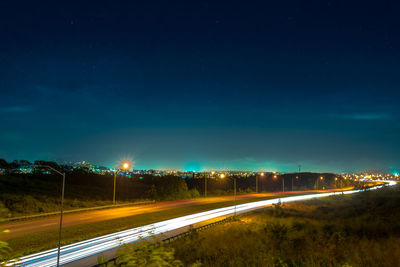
left=291, top=176, right=293, bottom=192
left=273, top=174, right=280, bottom=192
left=205, top=171, right=215, bottom=197
left=296, top=165, right=301, bottom=191
left=114, top=162, right=129, bottom=205
left=273, top=174, right=284, bottom=193
left=113, top=171, right=117, bottom=205
left=316, top=176, right=323, bottom=190
left=204, top=174, right=207, bottom=197
left=34, top=165, right=65, bottom=267
left=220, top=173, right=237, bottom=216
left=257, top=172, right=264, bottom=193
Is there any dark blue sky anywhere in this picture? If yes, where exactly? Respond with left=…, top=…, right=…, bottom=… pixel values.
left=1, top=1, right=399, bottom=172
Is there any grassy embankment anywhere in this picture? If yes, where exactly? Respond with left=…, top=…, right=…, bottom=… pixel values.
left=0, top=174, right=138, bottom=218
left=5, top=193, right=295, bottom=258
left=168, top=185, right=400, bottom=267
left=0, top=172, right=349, bottom=218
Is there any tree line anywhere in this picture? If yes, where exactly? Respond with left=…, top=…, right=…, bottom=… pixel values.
left=0, top=158, right=356, bottom=217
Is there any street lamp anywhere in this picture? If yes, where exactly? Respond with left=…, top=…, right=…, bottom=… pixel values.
left=291, top=176, right=293, bottom=192
left=34, top=165, right=65, bottom=267
left=274, top=174, right=284, bottom=193
left=205, top=170, right=216, bottom=197
left=257, top=172, right=264, bottom=193
left=273, top=174, right=284, bottom=193
left=114, top=162, right=130, bottom=205
left=316, top=176, right=323, bottom=190
left=297, top=165, right=301, bottom=191
left=204, top=171, right=211, bottom=198
left=294, top=176, right=299, bottom=191
left=220, top=174, right=237, bottom=215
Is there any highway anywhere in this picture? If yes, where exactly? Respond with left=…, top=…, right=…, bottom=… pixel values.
left=8, top=182, right=395, bottom=267
left=3, top=190, right=329, bottom=239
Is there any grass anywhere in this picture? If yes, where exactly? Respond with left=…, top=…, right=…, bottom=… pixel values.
left=168, top=185, right=400, bottom=267
left=6, top=193, right=295, bottom=258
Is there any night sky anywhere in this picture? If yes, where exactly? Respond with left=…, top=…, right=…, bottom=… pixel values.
left=1, top=1, right=399, bottom=172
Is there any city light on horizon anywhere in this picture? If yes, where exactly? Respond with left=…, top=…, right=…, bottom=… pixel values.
left=1, top=1, right=400, bottom=174
left=1, top=2, right=400, bottom=267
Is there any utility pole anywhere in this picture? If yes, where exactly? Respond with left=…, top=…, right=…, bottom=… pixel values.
left=282, top=176, right=285, bottom=193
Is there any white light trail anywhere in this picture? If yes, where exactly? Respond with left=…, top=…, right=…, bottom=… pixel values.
left=8, top=181, right=396, bottom=266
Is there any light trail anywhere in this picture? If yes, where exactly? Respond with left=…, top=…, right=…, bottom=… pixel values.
left=8, top=182, right=396, bottom=266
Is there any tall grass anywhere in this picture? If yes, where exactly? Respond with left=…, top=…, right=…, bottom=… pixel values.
left=0, top=174, right=201, bottom=217
left=169, top=186, right=400, bottom=266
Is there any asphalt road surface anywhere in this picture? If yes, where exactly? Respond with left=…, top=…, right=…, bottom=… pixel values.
left=10, top=185, right=389, bottom=267
left=2, top=189, right=342, bottom=239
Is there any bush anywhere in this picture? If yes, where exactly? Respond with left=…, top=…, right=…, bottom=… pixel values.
left=272, top=200, right=285, bottom=217
left=169, top=186, right=400, bottom=267
left=108, top=239, right=200, bottom=267
left=188, top=189, right=200, bottom=198
left=264, top=222, right=289, bottom=251
left=155, top=176, right=190, bottom=200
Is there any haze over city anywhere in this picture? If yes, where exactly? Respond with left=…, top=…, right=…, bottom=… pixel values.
left=1, top=1, right=399, bottom=172
left=2, top=1, right=400, bottom=267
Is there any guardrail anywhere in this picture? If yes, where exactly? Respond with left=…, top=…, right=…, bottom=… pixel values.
left=12, top=183, right=394, bottom=267
left=3, top=200, right=155, bottom=222
left=163, top=216, right=236, bottom=243
left=95, top=216, right=236, bottom=266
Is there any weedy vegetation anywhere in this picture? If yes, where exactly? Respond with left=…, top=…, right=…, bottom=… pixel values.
left=0, top=203, right=11, bottom=266
left=162, top=186, right=400, bottom=266
left=5, top=195, right=287, bottom=258
left=103, top=238, right=201, bottom=267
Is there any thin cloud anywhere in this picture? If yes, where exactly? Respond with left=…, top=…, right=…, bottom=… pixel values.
left=332, top=113, right=393, bottom=121
left=344, top=113, right=392, bottom=120
left=0, top=105, right=32, bottom=113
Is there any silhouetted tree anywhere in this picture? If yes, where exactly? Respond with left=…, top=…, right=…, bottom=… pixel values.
left=155, top=175, right=189, bottom=200
left=0, top=159, right=8, bottom=169
left=8, top=160, right=20, bottom=169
